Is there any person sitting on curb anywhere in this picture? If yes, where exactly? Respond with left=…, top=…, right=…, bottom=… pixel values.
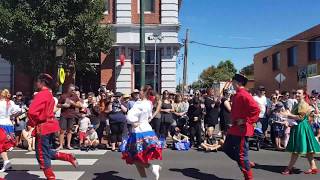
left=201, top=127, right=224, bottom=152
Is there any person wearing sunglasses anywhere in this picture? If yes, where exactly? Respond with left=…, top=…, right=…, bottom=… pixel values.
left=57, top=85, right=82, bottom=150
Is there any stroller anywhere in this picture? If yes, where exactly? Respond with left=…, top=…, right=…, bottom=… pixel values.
left=249, top=127, right=264, bottom=151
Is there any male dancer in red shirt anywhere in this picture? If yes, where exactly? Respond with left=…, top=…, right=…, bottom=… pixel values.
left=28, top=74, right=78, bottom=180
left=223, top=74, right=260, bottom=180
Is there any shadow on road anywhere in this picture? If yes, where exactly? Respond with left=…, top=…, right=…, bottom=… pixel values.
left=4, top=170, right=41, bottom=180
left=92, top=171, right=134, bottom=180
left=170, top=168, right=236, bottom=180
left=253, top=163, right=302, bottom=174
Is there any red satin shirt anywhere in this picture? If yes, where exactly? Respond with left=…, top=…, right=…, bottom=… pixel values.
left=228, top=88, right=260, bottom=137
left=27, top=88, right=60, bottom=135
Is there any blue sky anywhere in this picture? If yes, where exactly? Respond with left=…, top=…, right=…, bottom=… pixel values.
left=177, top=0, right=320, bottom=84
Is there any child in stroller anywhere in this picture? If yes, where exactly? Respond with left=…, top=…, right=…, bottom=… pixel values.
left=249, top=127, right=264, bottom=151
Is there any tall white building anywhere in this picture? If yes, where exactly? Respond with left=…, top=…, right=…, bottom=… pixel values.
left=100, top=0, right=182, bottom=93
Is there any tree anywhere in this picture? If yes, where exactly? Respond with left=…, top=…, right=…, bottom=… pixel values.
left=0, top=0, right=113, bottom=77
left=197, top=60, right=237, bottom=88
left=240, top=63, right=254, bottom=79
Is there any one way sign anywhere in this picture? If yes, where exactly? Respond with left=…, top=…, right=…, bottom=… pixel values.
left=275, top=73, right=286, bottom=84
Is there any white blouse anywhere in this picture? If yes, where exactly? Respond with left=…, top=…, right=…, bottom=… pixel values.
left=0, top=99, right=20, bottom=126
left=126, top=99, right=153, bottom=133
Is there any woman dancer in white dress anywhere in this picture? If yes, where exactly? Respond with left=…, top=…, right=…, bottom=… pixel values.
left=0, top=89, right=20, bottom=172
left=122, top=86, right=162, bottom=180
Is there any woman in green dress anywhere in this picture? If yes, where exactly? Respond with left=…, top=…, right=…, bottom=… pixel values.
left=281, top=89, right=320, bottom=175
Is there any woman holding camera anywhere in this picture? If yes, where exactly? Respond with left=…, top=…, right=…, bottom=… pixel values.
left=108, top=92, right=127, bottom=151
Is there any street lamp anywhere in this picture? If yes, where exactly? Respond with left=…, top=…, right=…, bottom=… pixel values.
left=56, top=38, right=66, bottom=93
left=148, top=33, right=163, bottom=92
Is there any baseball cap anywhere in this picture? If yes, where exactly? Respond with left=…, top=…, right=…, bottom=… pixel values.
left=258, top=86, right=265, bottom=91
left=88, top=124, right=94, bottom=129
left=132, top=89, right=140, bottom=93
left=311, top=89, right=319, bottom=95
left=16, top=92, right=23, bottom=96
left=275, top=102, right=284, bottom=110
left=123, top=94, right=130, bottom=98
left=114, top=92, right=123, bottom=97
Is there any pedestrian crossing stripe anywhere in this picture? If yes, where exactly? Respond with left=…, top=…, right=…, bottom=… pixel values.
left=26, top=149, right=108, bottom=155
left=11, top=149, right=28, bottom=152
left=10, top=158, right=97, bottom=166
left=0, top=171, right=84, bottom=180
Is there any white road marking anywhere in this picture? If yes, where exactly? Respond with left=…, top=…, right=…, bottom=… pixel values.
left=0, top=171, right=84, bottom=180
left=10, top=158, right=97, bottom=165
left=26, top=149, right=108, bottom=155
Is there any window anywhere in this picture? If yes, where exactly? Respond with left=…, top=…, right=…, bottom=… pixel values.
left=262, top=57, right=268, bottom=64
left=138, top=0, right=155, bottom=13
left=272, top=52, right=280, bottom=71
left=309, top=37, right=320, bottom=61
left=133, top=50, right=161, bottom=90
left=103, top=0, right=109, bottom=14
left=166, top=47, right=172, bottom=57
left=287, top=46, right=297, bottom=67
left=145, top=0, right=155, bottom=12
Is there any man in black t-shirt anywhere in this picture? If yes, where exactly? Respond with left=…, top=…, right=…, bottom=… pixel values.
left=204, top=88, right=220, bottom=129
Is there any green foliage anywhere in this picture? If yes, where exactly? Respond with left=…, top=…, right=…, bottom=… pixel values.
left=240, top=63, right=254, bottom=79
left=0, top=0, right=113, bottom=76
left=196, top=60, right=237, bottom=88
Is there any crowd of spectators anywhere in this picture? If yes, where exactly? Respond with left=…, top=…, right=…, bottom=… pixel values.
left=1, top=84, right=319, bottom=155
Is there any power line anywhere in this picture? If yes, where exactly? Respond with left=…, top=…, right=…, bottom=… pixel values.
left=189, top=39, right=320, bottom=50
left=190, top=41, right=274, bottom=49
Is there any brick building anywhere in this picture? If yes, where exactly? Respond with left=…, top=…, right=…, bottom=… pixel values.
left=0, top=0, right=182, bottom=96
left=101, top=0, right=182, bottom=94
left=254, top=24, right=320, bottom=95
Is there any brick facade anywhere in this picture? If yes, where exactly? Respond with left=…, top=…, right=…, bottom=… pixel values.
left=101, top=0, right=115, bottom=24
left=131, top=0, right=161, bottom=24
left=254, top=24, right=320, bottom=95
left=101, top=50, right=116, bottom=91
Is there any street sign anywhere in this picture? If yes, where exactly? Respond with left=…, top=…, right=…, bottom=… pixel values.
left=275, top=73, right=286, bottom=84
left=58, top=68, right=66, bottom=84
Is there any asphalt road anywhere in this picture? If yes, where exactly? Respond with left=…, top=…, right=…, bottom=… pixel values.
left=1, top=148, right=319, bottom=180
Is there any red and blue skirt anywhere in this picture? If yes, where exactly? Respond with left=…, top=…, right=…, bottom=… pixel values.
left=0, top=125, right=15, bottom=153
left=121, top=131, right=162, bottom=165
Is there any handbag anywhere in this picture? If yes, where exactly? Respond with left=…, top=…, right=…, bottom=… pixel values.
left=174, top=141, right=190, bottom=151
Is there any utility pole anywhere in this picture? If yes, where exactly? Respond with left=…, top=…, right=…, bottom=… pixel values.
left=139, top=0, right=146, bottom=88
left=178, top=77, right=181, bottom=92
left=183, top=29, right=189, bottom=95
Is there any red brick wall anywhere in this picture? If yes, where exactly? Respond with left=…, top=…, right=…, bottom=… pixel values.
left=254, top=25, right=320, bottom=95
left=132, top=0, right=161, bottom=24
left=101, top=50, right=115, bottom=91
left=101, top=0, right=115, bottom=24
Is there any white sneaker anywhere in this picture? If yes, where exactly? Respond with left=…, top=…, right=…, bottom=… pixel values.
left=0, top=161, right=12, bottom=172
left=151, top=165, right=161, bottom=180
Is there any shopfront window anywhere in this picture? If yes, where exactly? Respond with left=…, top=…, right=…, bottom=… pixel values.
left=309, top=37, right=320, bottom=61
left=133, top=50, right=161, bottom=90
